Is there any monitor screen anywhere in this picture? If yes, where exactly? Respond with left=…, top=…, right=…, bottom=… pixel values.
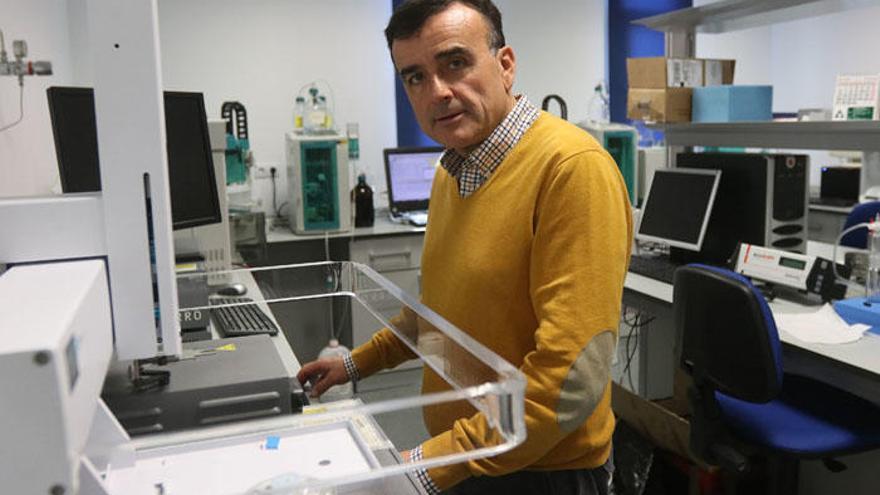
left=47, top=87, right=102, bottom=192
left=383, top=147, right=444, bottom=214
left=163, top=91, right=221, bottom=229
left=636, top=168, right=721, bottom=251
left=47, top=87, right=221, bottom=230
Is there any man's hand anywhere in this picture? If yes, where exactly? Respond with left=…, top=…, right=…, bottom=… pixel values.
left=296, top=356, right=350, bottom=398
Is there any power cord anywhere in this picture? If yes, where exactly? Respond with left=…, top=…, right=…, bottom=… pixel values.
left=618, top=307, right=656, bottom=392
left=0, top=82, right=24, bottom=132
left=269, top=166, right=289, bottom=229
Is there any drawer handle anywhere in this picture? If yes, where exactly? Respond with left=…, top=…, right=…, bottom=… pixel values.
left=369, top=251, right=412, bottom=263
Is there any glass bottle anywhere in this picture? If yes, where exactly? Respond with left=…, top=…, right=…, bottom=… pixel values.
left=293, top=96, right=305, bottom=131
left=319, top=95, right=331, bottom=130
left=305, top=87, right=324, bottom=134
left=352, top=174, right=374, bottom=228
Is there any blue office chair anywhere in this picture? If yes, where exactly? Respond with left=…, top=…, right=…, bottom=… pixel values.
left=674, top=264, right=880, bottom=494
left=840, top=200, right=880, bottom=248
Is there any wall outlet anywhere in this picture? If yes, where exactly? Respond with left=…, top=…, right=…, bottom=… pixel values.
left=253, top=166, right=271, bottom=179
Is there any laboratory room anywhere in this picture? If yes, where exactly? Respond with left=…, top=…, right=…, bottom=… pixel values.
left=2, top=0, right=880, bottom=494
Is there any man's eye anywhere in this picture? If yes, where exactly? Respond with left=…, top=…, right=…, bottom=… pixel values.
left=405, top=73, right=423, bottom=86
left=449, top=58, right=466, bottom=70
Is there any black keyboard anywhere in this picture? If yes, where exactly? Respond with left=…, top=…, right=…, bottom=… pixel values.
left=809, top=197, right=856, bottom=208
left=628, top=254, right=683, bottom=284
left=210, top=297, right=279, bottom=337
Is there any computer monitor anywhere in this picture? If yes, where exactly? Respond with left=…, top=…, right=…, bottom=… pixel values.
left=47, top=86, right=221, bottom=230
left=383, top=146, right=444, bottom=216
left=636, top=168, right=721, bottom=251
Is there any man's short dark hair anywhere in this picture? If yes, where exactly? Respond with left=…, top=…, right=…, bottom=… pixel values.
left=385, top=0, right=505, bottom=51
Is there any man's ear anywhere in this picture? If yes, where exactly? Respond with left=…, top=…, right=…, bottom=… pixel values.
left=497, top=45, right=516, bottom=92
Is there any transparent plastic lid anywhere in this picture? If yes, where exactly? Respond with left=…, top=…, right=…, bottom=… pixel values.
left=165, top=261, right=526, bottom=493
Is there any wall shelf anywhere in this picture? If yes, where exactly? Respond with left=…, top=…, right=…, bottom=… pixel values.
left=650, top=121, right=880, bottom=151
left=634, top=0, right=878, bottom=34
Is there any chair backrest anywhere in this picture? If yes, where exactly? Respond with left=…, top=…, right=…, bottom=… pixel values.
left=841, top=201, right=880, bottom=248
left=674, top=264, right=783, bottom=403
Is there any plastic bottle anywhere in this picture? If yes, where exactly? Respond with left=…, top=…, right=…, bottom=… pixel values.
left=317, top=339, right=353, bottom=402
left=293, top=97, right=305, bottom=131
left=352, top=174, right=374, bottom=228
left=587, top=82, right=610, bottom=123
left=346, top=122, right=360, bottom=161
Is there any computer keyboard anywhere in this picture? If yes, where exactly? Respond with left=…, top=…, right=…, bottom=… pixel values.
left=210, top=297, right=279, bottom=338
left=628, top=254, right=683, bottom=285
left=809, top=197, right=856, bottom=208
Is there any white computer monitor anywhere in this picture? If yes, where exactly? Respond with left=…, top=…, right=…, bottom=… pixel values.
left=636, top=168, right=721, bottom=251
left=383, top=146, right=444, bottom=217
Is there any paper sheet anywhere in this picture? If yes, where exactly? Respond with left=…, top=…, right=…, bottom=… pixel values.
left=776, top=303, right=870, bottom=344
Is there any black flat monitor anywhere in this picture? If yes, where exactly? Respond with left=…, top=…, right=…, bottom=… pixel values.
left=636, top=168, right=722, bottom=251
left=47, top=86, right=221, bottom=230
left=383, top=146, right=444, bottom=216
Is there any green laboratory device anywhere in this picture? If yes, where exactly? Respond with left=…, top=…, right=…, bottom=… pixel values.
left=578, top=122, right=639, bottom=206
left=221, top=101, right=250, bottom=185
left=285, top=132, right=351, bottom=234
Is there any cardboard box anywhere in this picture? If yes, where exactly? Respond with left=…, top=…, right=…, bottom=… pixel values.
left=691, top=85, right=773, bottom=122
left=612, top=381, right=717, bottom=470
left=628, top=57, right=735, bottom=88
left=627, top=87, right=693, bottom=123
left=703, top=59, right=736, bottom=86
left=628, top=57, right=705, bottom=89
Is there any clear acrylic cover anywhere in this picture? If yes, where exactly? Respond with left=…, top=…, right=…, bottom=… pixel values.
left=165, top=261, right=526, bottom=494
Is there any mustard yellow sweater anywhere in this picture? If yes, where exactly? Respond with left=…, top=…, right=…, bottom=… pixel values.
left=351, top=112, right=632, bottom=489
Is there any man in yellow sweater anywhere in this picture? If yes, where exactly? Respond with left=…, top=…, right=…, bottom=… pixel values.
left=297, top=1, right=632, bottom=493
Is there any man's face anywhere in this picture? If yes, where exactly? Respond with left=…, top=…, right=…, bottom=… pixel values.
left=391, top=3, right=516, bottom=154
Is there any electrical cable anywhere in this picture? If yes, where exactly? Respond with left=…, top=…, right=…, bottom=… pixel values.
left=270, top=167, right=277, bottom=213
left=618, top=307, right=656, bottom=392
left=0, top=83, right=24, bottom=133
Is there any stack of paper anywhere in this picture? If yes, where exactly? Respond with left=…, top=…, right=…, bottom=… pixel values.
left=775, top=304, right=870, bottom=344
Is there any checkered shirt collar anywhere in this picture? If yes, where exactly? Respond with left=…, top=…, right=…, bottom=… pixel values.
left=439, top=95, right=539, bottom=198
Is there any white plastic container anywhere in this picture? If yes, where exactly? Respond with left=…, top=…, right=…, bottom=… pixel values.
left=317, top=339, right=354, bottom=402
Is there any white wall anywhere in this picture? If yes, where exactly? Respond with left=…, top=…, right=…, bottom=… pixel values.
left=155, top=0, right=396, bottom=216
left=0, top=0, right=74, bottom=197
left=497, top=0, right=606, bottom=124
left=0, top=0, right=606, bottom=209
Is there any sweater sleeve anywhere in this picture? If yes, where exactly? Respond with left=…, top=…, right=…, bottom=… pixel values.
left=350, top=306, right=420, bottom=378
left=420, top=149, right=633, bottom=489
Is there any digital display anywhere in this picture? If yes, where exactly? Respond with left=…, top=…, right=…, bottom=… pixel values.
left=779, top=257, right=807, bottom=270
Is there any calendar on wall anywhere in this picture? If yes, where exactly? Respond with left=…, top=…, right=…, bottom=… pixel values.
left=833, top=75, right=880, bottom=121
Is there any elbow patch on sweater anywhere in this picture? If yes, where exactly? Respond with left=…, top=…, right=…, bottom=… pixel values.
left=556, top=330, right=616, bottom=433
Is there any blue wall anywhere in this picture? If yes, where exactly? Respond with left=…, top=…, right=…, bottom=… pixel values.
left=392, top=0, right=692, bottom=144
left=608, top=0, right=692, bottom=123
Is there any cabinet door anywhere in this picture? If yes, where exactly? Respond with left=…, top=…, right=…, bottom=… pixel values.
left=350, top=235, right=424, bottom=271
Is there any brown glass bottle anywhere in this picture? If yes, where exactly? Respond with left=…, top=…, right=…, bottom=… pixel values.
left=352, top=173, right=374, bottom=227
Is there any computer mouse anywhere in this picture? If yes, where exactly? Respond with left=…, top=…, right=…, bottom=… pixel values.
left=216, top=283, right=247, bottom=297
